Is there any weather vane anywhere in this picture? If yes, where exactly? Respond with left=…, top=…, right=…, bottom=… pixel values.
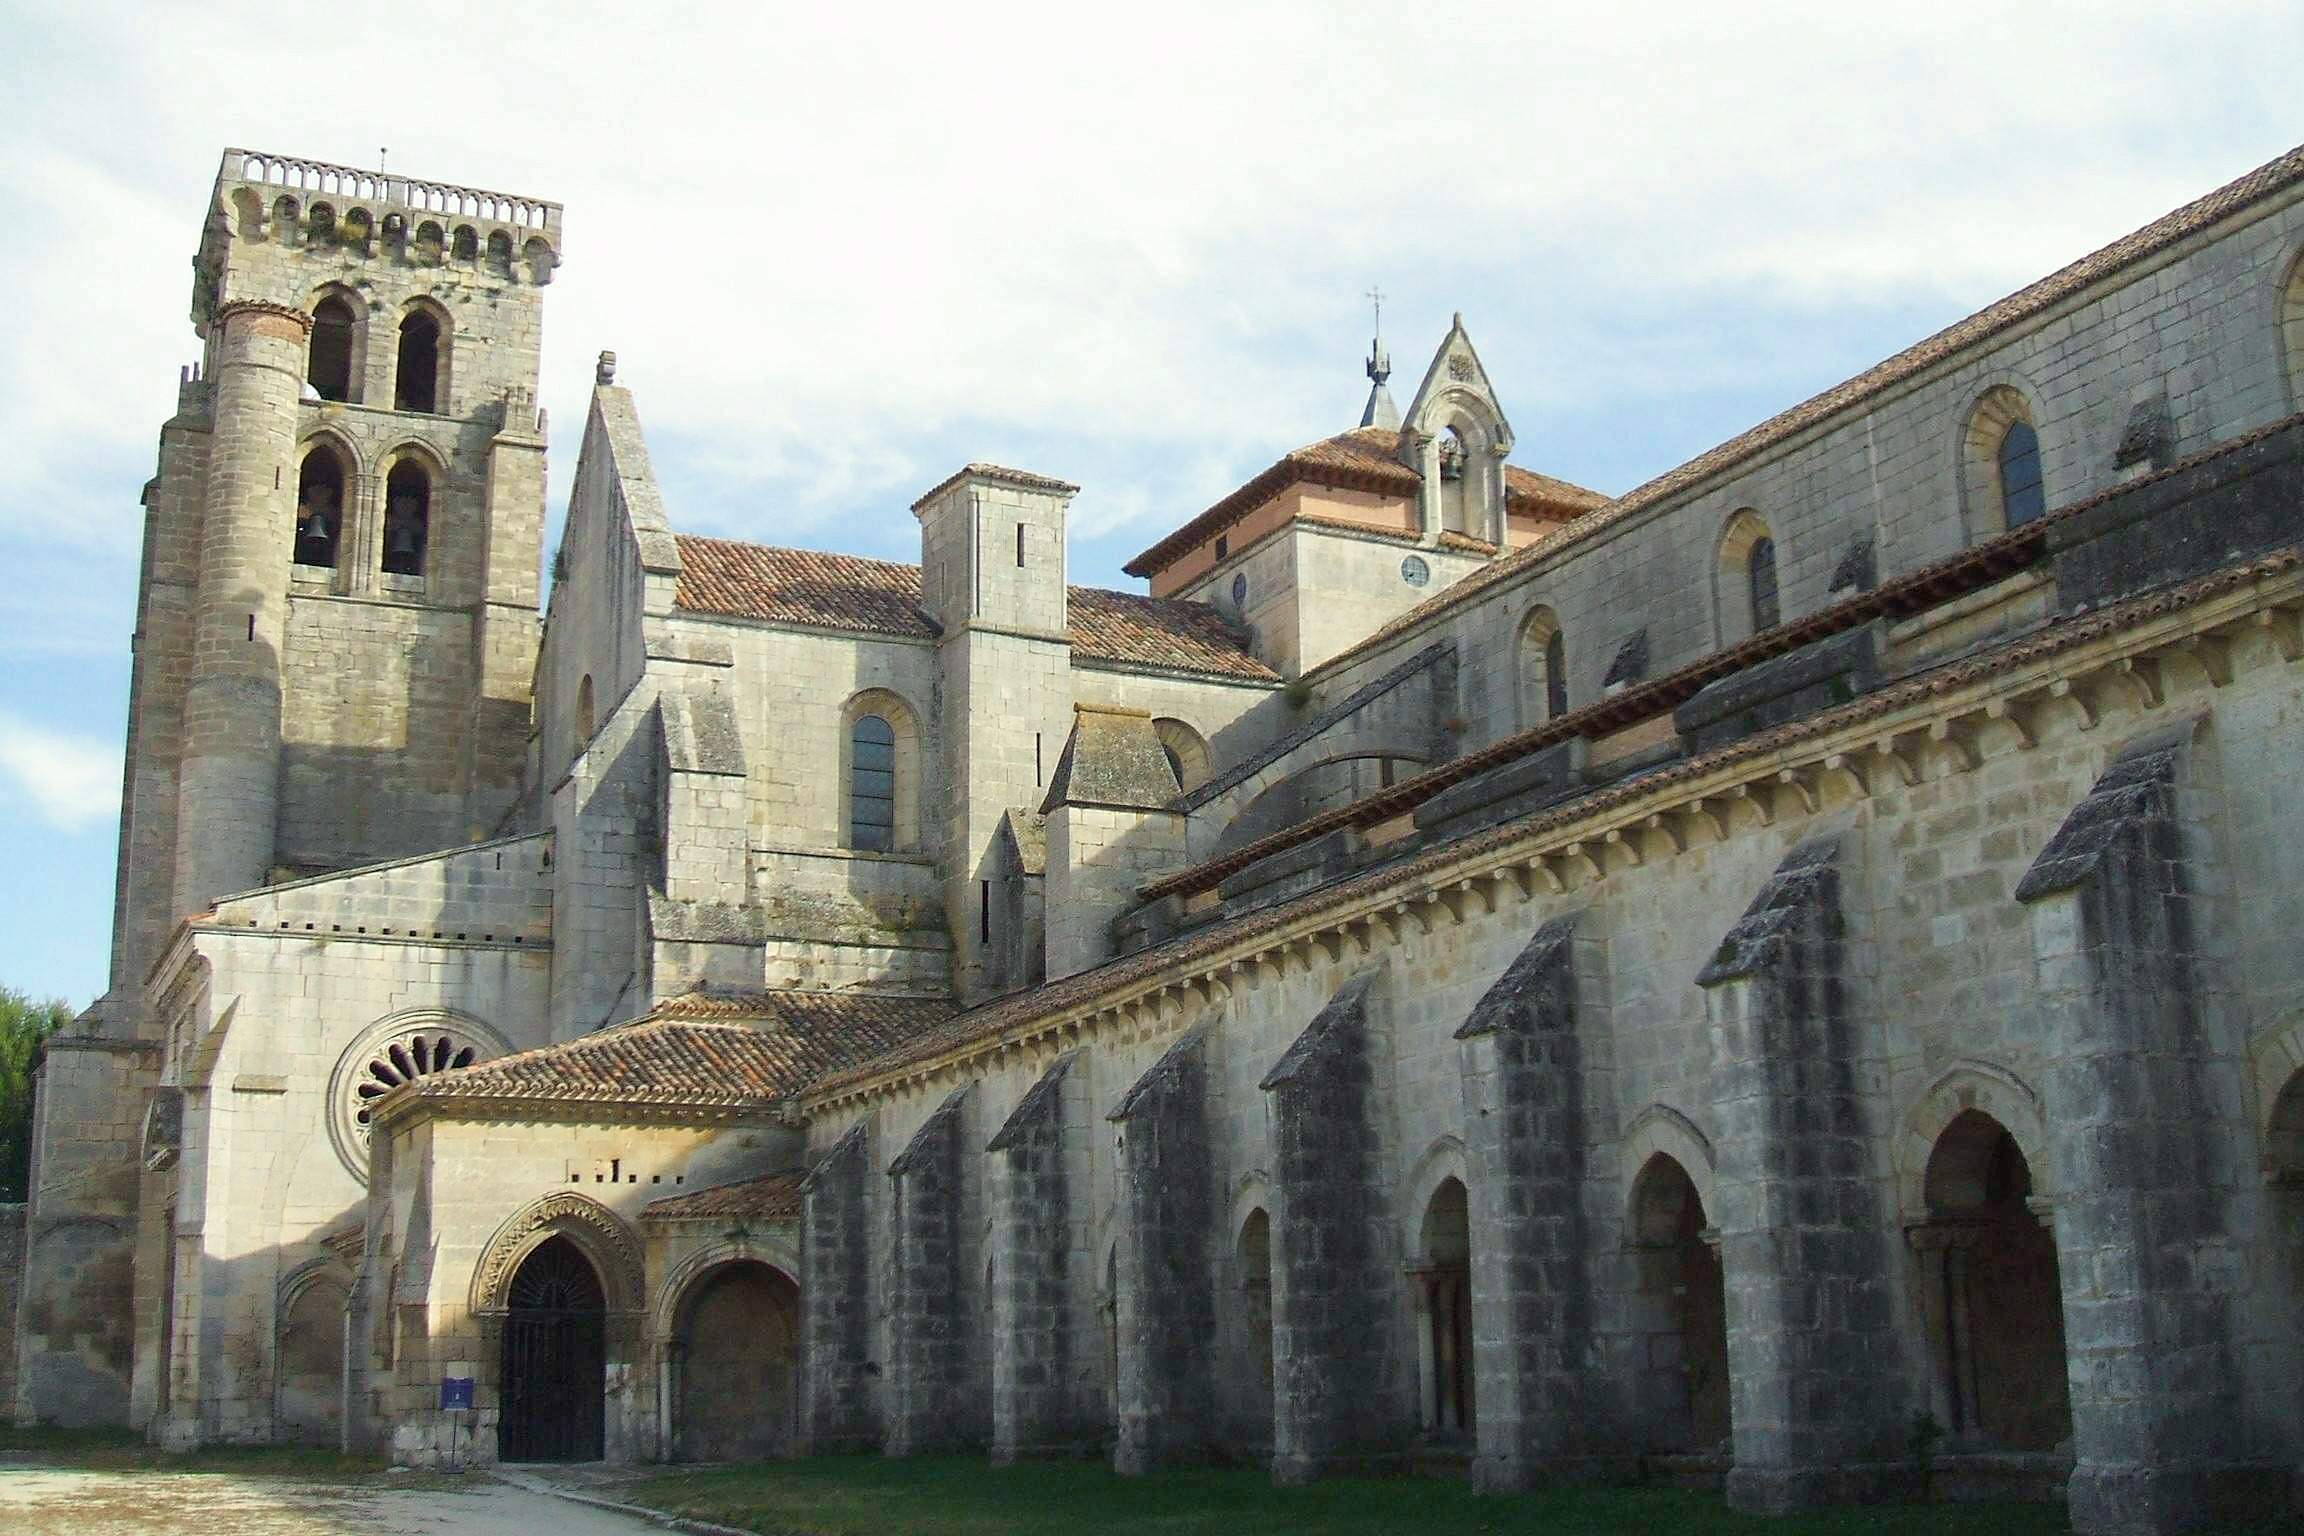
left=1365, top=285, right=1384, bottom=336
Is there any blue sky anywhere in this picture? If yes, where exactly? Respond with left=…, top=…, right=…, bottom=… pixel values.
left=2, top=1, right=2299, bottom=1009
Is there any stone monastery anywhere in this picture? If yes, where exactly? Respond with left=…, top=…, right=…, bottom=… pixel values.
left=10, top=140, right=2304, bottom=1534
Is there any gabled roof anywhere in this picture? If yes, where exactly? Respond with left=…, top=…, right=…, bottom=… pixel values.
left=1122, top=426, right=1607, bottom=578
left=385, top=990, right=953, bottom=1114
left=671, top=534, right=1276, bottom=681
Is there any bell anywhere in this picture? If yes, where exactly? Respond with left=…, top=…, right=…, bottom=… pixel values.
left=302, top=505, right=333, bottom=543
left=388, top=519, right=422, bottom=558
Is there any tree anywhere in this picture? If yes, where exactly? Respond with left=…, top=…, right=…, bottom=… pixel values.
left=0, top=987, right=73, bottom=1203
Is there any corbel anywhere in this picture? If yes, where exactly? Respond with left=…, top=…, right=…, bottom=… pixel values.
left=2177, top=631, right=2233, bottom=688
left=2252, top=605, right=2303, bottom=664
left=1868, top=733, right=1922, bottom=788
left=2110, top=655, right=2164, bottom=710
left=1818, top=753, right=1870, bottom=803
left=1726, top=782, right=1775, bottom=828
left=1677, top=798, right=1729, bottom=844
left=1982, top=696, right=2034, bottom=751
left=1773, top=767, right=1818, bottom=816
left=1641, top=810, right=1687, bottom=855
left=1602, top=826, right=1645, bottom=869
left=1926, top=718, right=1981, bottom=776
left=2046, top=676, right=2098, bottom=731
left=1557, top=843, right=1606, bottom=885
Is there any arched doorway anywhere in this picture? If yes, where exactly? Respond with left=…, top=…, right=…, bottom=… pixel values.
left=1412, top=1177, right=1474, bottom=1439
left=1628, top=1154, right=1729, bottom=1451
left=276, top=1273, right=348, bottom=1447
left=672, top=1261, right=798, bottom=1461
left=1915, top=1110, right=2069, bottom=1450
left=500, top=1236, right=606, bottom=1461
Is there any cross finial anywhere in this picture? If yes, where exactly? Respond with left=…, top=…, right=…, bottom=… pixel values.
left=1365, top=285, right=1384, bottom=337
left=1359, top=284, right=1399, bottom=429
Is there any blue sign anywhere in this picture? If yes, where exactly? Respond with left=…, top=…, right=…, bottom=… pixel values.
left=440, top=1376, right=475, bottom=1411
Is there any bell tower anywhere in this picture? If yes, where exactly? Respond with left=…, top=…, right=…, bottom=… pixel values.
left=114, top=149, right=565, bottom=1006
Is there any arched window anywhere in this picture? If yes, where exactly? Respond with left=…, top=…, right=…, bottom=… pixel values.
left=1516, top=606, right=1564, bottom=729
left=307, top=294, right=357, bottom=402
left=2284, top=249, right=2304, bottom=410
left=849, top=714, right=896, bottom=851
left=1715, top=509, right=1778, bottom=643
left=394, top=308, right=443, bottom=414
left=1998, top=420, right=2046, bottom=528
left=1413, top=1177, right=1474, bottom=1438
left=382, top=461, right=430, bottom=578
left=451, top=225, right=478, bottom=263
left=294, top=445, right=346, bottom=569
left=1152, top=717, right=1211, bottom=794
left=1747, top=536, right=1780, bottom=632
left=574, top=675, right=596, bottom=748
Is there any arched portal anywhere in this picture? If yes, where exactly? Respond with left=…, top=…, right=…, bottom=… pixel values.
left=500, top=1235, right=606, bottom=1462
left=672, top=1260, right=797, bottom=1462
left=1412, top=1177, right=1474, bottom=1438
left=1628, top=1153, right=1729, bottom=1451
left=1915, top=1109, right=2069, bottom=1450
left=275, top=1272, right=348, bottom=1447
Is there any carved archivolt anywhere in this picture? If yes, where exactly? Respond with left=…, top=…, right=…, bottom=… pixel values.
left=1894, top=1058, right=2051, bottom=1220
left=470, top=1191, right=645, bottom=1315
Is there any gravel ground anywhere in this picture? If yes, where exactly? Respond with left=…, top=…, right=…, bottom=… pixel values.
left=0, top=1465, right=668, bottom=1535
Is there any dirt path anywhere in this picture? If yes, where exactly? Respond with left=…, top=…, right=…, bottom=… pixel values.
left=0, top=1465, right=668, bottom=1535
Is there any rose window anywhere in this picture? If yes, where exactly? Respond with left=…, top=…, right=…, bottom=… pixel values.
left=353, top=1032, right=480, bottom=1126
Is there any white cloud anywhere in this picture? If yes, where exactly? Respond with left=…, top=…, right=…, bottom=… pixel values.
left=0, top=0, right=2297, bottom=569
left=0, top=713, right=119, bottom=833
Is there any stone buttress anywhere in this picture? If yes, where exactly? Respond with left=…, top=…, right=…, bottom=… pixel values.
left=986, top=1051, right=1098, bottom=1461
left=1697, top=835, right=1905, bottom=1513
left=799, top=1123, right=877, bottom=1452
left=1107, top=1027, right=1222, bottom=1474
left=2017, top=727, right=2288, bottom=1534
left=885, top=1087, right=975, bottom=1455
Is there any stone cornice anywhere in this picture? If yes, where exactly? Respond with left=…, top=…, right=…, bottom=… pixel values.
left=213, top=298, right=315, bottom=335
left=803, top=553, right=2304, bottom=1118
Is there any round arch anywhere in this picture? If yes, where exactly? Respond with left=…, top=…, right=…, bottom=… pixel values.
left=391, top=297, right=453, bottom=415
left=660, top=1252, right=800, bottom=1462
left=1894, top=1059, right=2052, bottom=1223
left=470, top=1192, right=646, bottom=1318
left=2250, top=1014, right=2304, bottom=1178
left=1957, top=383, right=2046, bottom=541
left=1515, top=604, right=1564, bottom=729
left=841, top=687, right=925, bottom=853
left=2279, top=243, right=2304, bottom=413
left=1152, top=717, right=1212, bottom=795
left=1713, top=508, right=1779, bottom=646
left=274, top=1256, right=353, bottom=1447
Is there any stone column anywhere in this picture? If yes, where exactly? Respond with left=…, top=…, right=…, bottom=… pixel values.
left=2016, top=727, right=2281, bottom=1534
left=799, top=1123, right=877, bottom=1453
left=1107, top=1027, right=1219, bottom=1475
left=172, top=300, right=309, bottom=914
left=1697, top=835, right=1904, bottom=1513
left=886, top=1088, right=971, bottom=1456
left=1260, top=973, right=1403, bottom=1482
left=1453, top=915, right=1611, bottom=1489
left=988, top=1051, right=1094, bottom=1461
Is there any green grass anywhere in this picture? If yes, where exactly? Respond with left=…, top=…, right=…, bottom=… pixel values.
left=0, top=1424, right=389, bottom=1480
left=632, top=1456, right=2094, bottom=1536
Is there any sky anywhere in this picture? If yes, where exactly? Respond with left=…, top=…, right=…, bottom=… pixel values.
left=0, top=1, right=2298, bottom=1009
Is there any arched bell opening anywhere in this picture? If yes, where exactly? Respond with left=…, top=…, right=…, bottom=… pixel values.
left=499, top=1235, right=606, bottom=1462
left=382, top=460, right=431, bottom=578
left=294, top=445, right=348, bottom=570
left=1912, top=1110, right=2070, bottom=1452
left=669, top=1260, right=798, bottom=1462
left=1628, top=1152, right=1729, bottom=1452
left=1410, top=1176, right=1474, bottom=1440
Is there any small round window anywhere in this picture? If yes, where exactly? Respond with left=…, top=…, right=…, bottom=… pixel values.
left=1401, top=555, right=1431, bottom=587
left=1231, top=572, right=1248, bottom=606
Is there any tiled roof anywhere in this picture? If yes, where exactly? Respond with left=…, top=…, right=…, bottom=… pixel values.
left=805, top=432, right=2304, bottom=1103
left=1066, top=587, right=1277, bottom=680
left=1315, top=139, right=2304, bottom=678
left=673, top=535, right=1275, bottom=680
left=910, top=462, right=1081, bottom=510
left=643, top=1169, right=805, bottom=1222
left=389, top=990, right=953, bottom=1112
left=675, top=537, right=935, bottom=639
left=1123, top=427, right=1606, bottom=577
